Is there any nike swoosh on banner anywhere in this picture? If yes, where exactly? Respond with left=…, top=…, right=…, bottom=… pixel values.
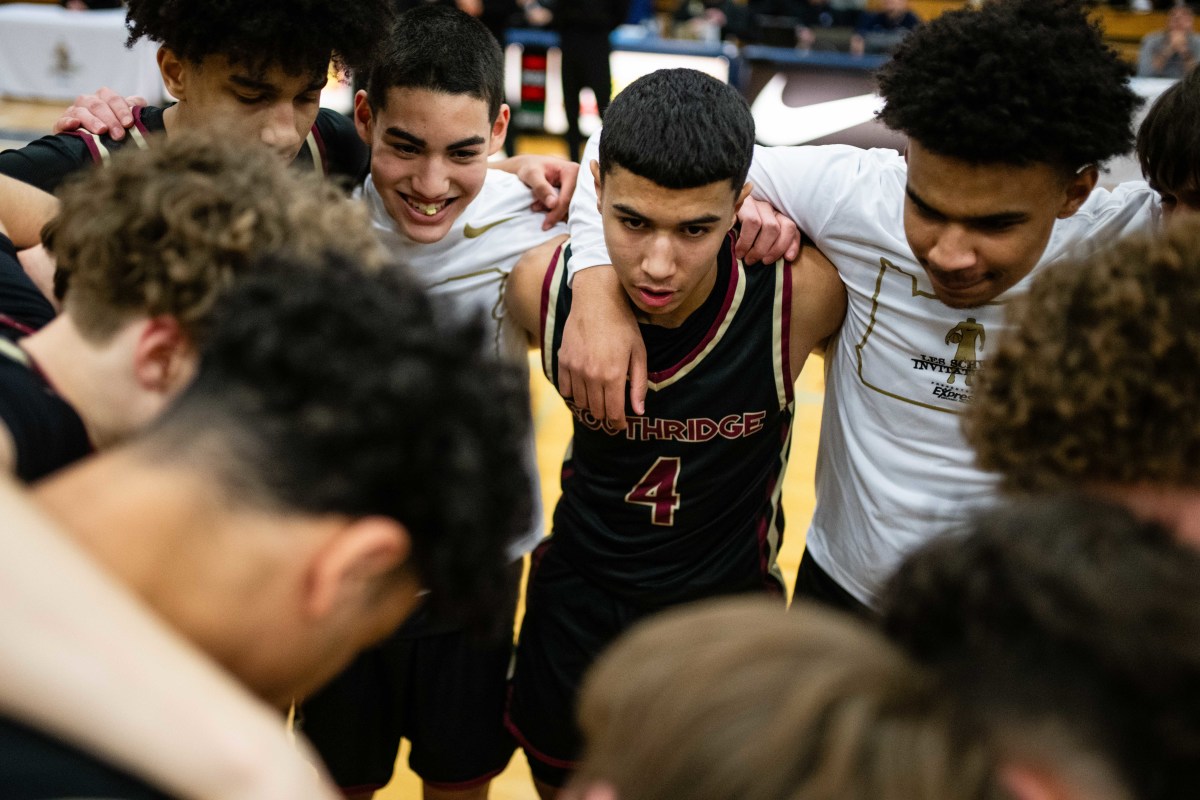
left=751, top=72, right=884, bottom=147
left=464, top=216, right=518, bottom=238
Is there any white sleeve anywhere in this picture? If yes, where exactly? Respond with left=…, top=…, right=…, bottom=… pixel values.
left=565, top=131, right=611, bottom=284
left=747, top=144, right=875, bottom=241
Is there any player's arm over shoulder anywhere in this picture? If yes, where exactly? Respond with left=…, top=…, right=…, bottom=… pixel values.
left=788, top=240, right=846, bottom=383
left=506, top=233, right=570, bottom=343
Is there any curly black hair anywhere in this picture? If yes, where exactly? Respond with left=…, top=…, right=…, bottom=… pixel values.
left=124, top=0, right=394, bottom=76
left=964, top=218, right=1200, bottom=493
left=876, top=0, right=1139, bottom=172
left=881, top=496, right=1200, bottom=799
left=145, top=254, right=533, bottom=634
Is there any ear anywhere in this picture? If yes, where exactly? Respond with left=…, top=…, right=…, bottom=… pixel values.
left=158, top=47, right=188, bottom=101
left=304, top=516, right=412, bottom=621
left=132, top=316, right=197, bottom=396
left=353, top=89, right=374, bottom=145
left=488, top=104, right=511, bottom=157
left=733, top=181, right=753, bottom=218
left=1057, top=165, right=1098, bottom=219
left=590, top=159, right=603, bottom=211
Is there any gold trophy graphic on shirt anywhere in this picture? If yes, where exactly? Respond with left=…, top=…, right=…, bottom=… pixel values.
left=944, top=318, right=985, bottom=387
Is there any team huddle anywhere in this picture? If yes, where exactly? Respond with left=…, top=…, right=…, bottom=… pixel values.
left=0, top=0, right=1199, bottom=799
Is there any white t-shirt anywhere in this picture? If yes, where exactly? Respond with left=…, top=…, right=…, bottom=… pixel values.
left=362, top=170, right=567, bottom=560
left=568, top=134, right=1159, bottom=604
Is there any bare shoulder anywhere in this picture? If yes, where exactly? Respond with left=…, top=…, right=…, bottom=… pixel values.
left=507, top=233, right=570, bottom=339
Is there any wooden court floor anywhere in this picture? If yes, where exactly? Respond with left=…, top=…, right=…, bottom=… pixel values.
left=378, top=356, right=825, bottom=800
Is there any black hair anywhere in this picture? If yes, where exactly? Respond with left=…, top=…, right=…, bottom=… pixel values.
left=124, top=0, right=394, bottom=77
left=1137, top=66, right=1200, bottom=199
left=881, top=496, right=1200, bottom=799
left=876, top=0, right=1139, bottom=172
left=598, top=68, right=755, bottom=190
left=145, top=255, right=533, bottom=635
left=365, top=5, right=504, bottom=122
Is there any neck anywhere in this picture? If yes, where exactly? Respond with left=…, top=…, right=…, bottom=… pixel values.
left=20, top=318, right=140, bottom=449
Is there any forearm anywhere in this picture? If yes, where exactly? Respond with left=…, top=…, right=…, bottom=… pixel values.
left=0, top=174, right=58, bottom=248
left=0, top=478, right=332, bottom=800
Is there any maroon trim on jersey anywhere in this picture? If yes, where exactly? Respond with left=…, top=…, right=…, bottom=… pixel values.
left=131, top=105, right=151, bottom=137
left=781, top=256, right=794, bottom=404
left=0, top=313, right=36, bottom=337
left=64, top=131, right=103, bottom=165
left=309, top=122, right=330, bottom=176
left=647, top=232, right=740, bottom=384
left=539, top=243, right=564, bottom=337
left=504, top=686, right=580, bottom=771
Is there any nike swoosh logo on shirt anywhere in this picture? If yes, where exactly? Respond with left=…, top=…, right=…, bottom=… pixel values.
left=463, top=216, right=518, bottom=238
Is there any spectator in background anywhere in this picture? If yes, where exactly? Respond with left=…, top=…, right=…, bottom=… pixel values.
left=850, top=0, right=919, bottom=56
left=1137, top=2, right=1200, bottom=78
left=672, top=0, right=753, bottom=42
left=520, top=0, right=630, bottom=162
left=790, top=0, right=859, bottom=51
left=394, top=0, right=518, bottom=45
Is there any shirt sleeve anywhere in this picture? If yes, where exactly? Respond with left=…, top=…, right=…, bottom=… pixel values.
left=0, top=135, right=93, bottom=194
left=747, top=143, right=872, bottom=242
left=0, top=235, right=55, bottom=332
left=565, top=131, right=611, bottom=283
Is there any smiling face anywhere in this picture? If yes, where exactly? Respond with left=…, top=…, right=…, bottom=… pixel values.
left=160, top=50, right=327, bottom=162
left=903, top=141, right=1096, bottom=308
left=594, top=162, right=749, bottom=329
left=355, top=86, right=508, bottom=244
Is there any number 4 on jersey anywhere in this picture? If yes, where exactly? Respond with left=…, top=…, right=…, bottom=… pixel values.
left=625, top=457, right=681, bottom=526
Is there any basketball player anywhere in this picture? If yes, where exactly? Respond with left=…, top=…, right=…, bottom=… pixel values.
left=965, top=219, right=1200, bottom=546
left=295, top=8, right=565, bottom=799
left=501, top=68, right=845, bottom=795
left=0, top=253, right=534, bottom=798
left=882, top=495, right=1200, bottom=800
left=0, top=133, right=381, bottom=482
left=560, top=0, right=1159, bottom=613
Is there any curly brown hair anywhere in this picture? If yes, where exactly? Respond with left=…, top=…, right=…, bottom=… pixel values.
left=964, top=217, right=1200, bottom=493
left=43, top=132, right=381, bottom=344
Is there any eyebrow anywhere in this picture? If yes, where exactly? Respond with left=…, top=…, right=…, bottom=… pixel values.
left=382, top=128, right=486, bottom=151
left=905, top=186, right=1029, bottom=227
left=613, top=203, right=722, bottom=227
left=229, top=74, right=327, bottom=94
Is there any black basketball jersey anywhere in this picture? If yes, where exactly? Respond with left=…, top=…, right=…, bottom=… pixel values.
left=540, top=235, right=794, bottom=608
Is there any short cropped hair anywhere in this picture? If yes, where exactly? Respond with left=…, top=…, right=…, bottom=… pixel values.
left=365, top=5, right=504, bottom=122
left=43, top=132, right=381, bottom=344
left=1137, top=66, right=1200, bottom=202
left=574, top=598, right=1000, bottom=800
left=124, top=0, right=393, bottom=77
left=142, top=256, right=533, bottom=631
left=965, top=219, right=1200, bottom=493
left=598, top=68, right=755, bottom=190
left=877, top=0, right=1138, bottom=173
left=882, top=496, right=1200, bottom=800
